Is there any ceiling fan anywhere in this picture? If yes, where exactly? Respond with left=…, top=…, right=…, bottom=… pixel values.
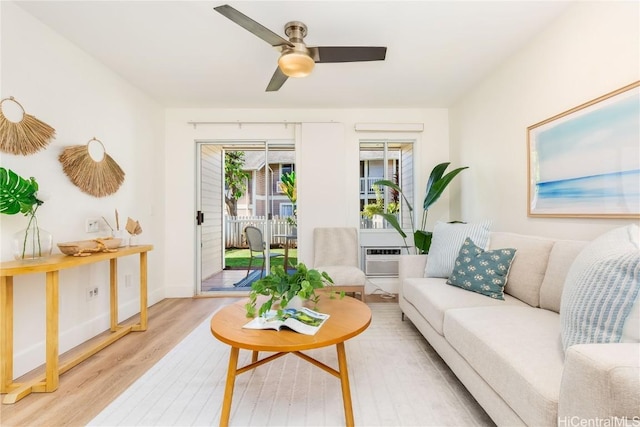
left=214, top=4, right=387, bottom=92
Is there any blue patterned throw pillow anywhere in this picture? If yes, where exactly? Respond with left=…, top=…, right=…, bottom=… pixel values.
left=447, top=237, right=517, bottom=300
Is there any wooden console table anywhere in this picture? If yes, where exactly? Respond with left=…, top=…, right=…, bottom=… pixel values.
left=0, top=244, right=153, bottom=404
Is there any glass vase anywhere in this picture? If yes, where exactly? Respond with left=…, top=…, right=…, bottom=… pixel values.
left=13, top=222, right=53, bottom=261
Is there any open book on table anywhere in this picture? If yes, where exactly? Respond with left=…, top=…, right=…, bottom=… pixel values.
left=243, top=307, right=330, bottom=336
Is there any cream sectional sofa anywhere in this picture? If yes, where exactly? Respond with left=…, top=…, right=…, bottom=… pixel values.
left=398, top=231, right=640, bottom=427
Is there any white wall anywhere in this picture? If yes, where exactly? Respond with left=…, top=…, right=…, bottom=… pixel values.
left=449, top=1, right=640, bottom=240
left=0, top=2, right=165, bottom=377
left=164, top=108, right=450, bottom=297
left=297, top=122, right=348, bottom=264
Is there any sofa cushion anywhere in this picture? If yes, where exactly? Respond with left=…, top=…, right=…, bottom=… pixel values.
left=403, top=277, right=527, bottom=335
left=560, top=224, right=640, bottom=351
left=489, top=232, right=555, bottom=307
left=447, top=237, right=516, bottom=300
left=539, top=240, right=589, bottom=313
left=443, top=306, right=564, bottom=427
left=424, top=220, right=491, bottom=278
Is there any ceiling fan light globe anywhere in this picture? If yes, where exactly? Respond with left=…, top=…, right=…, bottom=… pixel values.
left=278, top=51, right=315, bottom=78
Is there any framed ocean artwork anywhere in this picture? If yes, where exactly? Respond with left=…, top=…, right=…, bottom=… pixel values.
left=528, top=81, right=640, bottom=218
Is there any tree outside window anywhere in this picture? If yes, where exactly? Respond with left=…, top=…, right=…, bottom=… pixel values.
left=224, top=151, right=249, bottom=216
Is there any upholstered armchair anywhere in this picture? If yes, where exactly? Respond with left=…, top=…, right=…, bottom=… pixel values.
left=312, top=227, right=366, bottom=301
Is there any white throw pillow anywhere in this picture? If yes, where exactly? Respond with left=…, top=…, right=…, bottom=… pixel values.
left=424, top=220, right=492, bottom=278
left=560, top=224, right=640, bottom=352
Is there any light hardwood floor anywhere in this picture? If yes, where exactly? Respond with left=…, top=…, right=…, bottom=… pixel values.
left=0, top=297, right=237, bottom=427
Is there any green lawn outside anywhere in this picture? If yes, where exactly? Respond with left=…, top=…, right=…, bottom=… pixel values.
left=225, top=248, right=298, bottom=269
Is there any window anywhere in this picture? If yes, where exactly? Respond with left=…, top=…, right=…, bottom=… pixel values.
left=359, top=140, right=414, bottom=230
left=281, top=163, right=294, bottom=176
left=280, top=203, right=294, bottom=217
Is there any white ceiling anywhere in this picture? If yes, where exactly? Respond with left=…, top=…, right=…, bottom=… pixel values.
left=15, top=1, right=572, bottom=109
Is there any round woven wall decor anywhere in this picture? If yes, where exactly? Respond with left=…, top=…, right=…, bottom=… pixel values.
left=59, top=138, right=125, bottom=198
left=0, top=96, right=56, bottom=155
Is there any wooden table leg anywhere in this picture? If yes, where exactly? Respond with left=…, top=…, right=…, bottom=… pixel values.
left=131, top=251, right=148, bottom=332
left=220, top=346, right=239, bottom=427
left=45, top=271, right=59, bottom=392
left=0, top=276, right=13, bottom=394
left=110, top=259, right=118, bottom=331
left=336, top=341, right=354, bottom=427
left=139, top=251, right=148, bottom=331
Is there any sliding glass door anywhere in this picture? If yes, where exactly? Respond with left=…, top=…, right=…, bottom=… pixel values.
left=196, top=141, right=295, bottom=294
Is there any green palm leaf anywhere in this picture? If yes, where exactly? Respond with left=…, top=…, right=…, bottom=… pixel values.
left=423, top=166, right=469, bottom=210
left=0, top=167, right=38, bottom=215
left=376, top=212, right=407, bottom=238
left=280, top=171, right=296, bottom=203
left=424, top=162, right=450, bottom=201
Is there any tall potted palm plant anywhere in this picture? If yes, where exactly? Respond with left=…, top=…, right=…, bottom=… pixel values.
left=374, top=162, right=468, bottom=254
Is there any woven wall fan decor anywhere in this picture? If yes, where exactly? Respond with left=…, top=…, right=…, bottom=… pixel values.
left=0, top=96, right=56, bottom=155
left=59, top=137, right=125, bottom=198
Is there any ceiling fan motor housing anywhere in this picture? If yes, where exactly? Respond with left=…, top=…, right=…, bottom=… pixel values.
left=284, top=21, right=307, bottom=41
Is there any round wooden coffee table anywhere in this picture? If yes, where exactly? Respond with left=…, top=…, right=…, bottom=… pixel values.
left=210, top=295, right=371, bottom=427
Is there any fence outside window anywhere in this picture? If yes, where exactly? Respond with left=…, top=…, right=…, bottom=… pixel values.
left=225, top=215, right=296, bottom=248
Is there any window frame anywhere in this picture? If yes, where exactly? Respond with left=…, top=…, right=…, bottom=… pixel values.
left=359, top=139, right=415, bottom=231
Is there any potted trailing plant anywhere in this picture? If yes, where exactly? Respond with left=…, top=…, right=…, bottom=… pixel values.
left=246, top=262, right=338, bottom=317
left=374, top=162, right=468, bottom=254
left=0, top=167, right=52, bottom=260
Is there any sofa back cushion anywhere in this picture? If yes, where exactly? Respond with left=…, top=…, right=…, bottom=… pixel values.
left=539, top=240, right=589, bottom=313
left=488, top=232, right=555, bottom=307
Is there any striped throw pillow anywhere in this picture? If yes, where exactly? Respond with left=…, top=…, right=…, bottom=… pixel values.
left=560, top=224, right=640, bottom=351
left=424, top=220, right=492, bottom=278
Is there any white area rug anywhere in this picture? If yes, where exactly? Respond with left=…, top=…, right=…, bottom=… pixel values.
left=88, top=303, right=492, bottom=426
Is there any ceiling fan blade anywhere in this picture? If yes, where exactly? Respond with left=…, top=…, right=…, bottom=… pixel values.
left=266, top=67, right=288, bottom=92
left=311, top=46, right=387, bottom=63
left=214, top=5, right=293, bottom=48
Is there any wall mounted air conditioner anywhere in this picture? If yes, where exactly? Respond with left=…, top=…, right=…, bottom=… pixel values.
left=363, top=247, right=402, bottom=277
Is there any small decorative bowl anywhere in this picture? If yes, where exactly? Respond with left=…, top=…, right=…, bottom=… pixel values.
left=57, top=237, right=121, bottom=256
